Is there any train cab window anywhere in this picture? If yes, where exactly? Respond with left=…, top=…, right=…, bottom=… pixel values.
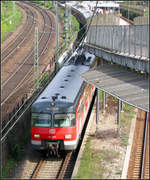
left=54, top=113, right=75, bottom=128
left=31, top=113, right=52, bottom=127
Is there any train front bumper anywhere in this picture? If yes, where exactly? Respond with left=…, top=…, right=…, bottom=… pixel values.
left=31, top=139, right=78, bottom=151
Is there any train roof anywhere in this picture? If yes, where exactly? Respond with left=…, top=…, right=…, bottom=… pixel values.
left=32, top=51, right=95, bottom=109
left=36, top=65, right=89, bottom=104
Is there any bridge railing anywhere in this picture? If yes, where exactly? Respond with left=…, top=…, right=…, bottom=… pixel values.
left=86, top=25, right=149, bottom=59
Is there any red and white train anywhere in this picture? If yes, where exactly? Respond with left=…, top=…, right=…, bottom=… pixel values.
left=31, top=50, right=97, bottom=155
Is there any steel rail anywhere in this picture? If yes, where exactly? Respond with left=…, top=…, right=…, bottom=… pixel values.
left=127, top=110, right=147, bottom=179
left=57, top=152, right=72, bottom=179
left=30, top=159, right=44, bottom=179
left=140, top=112, right=149, bottom=179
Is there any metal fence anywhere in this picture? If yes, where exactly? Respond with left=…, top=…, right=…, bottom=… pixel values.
left=87, top=13, right=120, bottom=26
left=86, top=25, right=149, bottom=59
left=134, top=16, right=149, bottom=25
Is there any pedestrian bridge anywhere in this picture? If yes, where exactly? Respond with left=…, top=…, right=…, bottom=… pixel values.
left=81, top=14, right=149, bottom=112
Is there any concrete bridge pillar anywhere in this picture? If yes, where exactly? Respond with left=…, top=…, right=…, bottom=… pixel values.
left=102, top=91, right=106, bottom=113
left=117, top=99, right=121, bottom=134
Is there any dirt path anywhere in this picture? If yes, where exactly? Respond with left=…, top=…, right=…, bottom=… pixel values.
left=89, top=97, right=137, bottom=179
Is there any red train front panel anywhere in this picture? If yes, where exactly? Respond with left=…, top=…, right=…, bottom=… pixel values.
left=31, top=112, right=78, bottom=150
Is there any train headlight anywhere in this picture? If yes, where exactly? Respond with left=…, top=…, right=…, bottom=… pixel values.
left=65, top=134, right=72, bottom=139
left=34, top=134, right=40, bottom=138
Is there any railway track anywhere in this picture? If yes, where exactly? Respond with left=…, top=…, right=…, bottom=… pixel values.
left=1, top=3, right=35, bottom=64
left=31, top=156, right=64, bottom=179
left=141, top=112, right=149, bottom=179
left=1, top=2, right=56, bottom=122
left=1, top=3, right=38, bottom=85
left=6, top=145, right=76, bottom=179
left=30, top=152, right=73, bottom=179
left=127, top=110, right=149, bottom=179
left=1, top=2, right=54, bottom=104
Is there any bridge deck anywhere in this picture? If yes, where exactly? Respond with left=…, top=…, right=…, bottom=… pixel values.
left=80, top=63, right=149, bottom=112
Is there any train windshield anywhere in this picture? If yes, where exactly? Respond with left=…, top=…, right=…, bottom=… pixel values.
left=54, top=113, right=75, bottom=127
left=31, top=113, right=52, bottom=127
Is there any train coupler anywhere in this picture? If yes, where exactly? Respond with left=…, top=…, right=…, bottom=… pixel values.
left=47, top=142, right=60, bottom=157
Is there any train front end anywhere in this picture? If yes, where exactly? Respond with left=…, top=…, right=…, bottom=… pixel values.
left=31, top=100, right=78, bottom=155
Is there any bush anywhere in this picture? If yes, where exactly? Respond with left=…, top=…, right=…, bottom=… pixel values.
left=40, top=72, right=50, bottom=84
left=8, top=139, right=21, bottom=161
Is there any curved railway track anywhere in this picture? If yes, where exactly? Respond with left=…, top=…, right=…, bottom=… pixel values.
left=127, top=110, right=149, bottom=179
left=1, top=3, right=35, bottom=64
left=1, top=2, right=56, bottom=121
left=1, top=2, right=54, bottom=104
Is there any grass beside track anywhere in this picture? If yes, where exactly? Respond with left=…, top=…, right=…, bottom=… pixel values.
left=2, top=159, right=15, bottom=178
left=1, top=1, right=22, bottom=42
